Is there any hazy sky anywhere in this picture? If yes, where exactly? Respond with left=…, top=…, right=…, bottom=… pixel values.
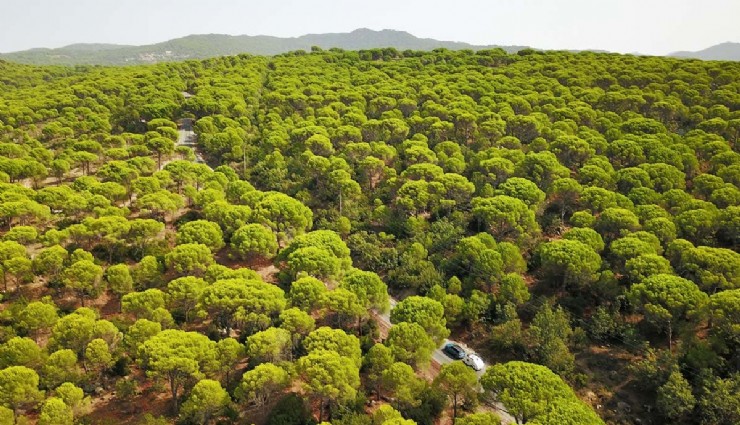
left=1, top=0, right=738, bottom=54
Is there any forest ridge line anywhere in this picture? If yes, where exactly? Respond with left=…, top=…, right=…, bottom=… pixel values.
left=1, top=28, right=738, bottom=65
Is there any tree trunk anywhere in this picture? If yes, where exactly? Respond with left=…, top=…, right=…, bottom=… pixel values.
left=452, top=393, right=458, bottom=424
left=170, top=375, right=179, bottom=413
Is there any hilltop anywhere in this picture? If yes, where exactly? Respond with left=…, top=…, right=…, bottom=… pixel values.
left=0, top=28, right=527, bottom=65
left=669, top=41, right=740, bottom=61
left=4, top=29, right=737, bottom=66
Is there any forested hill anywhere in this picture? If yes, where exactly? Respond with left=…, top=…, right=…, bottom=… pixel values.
left=0, top=28, right=527, bottom=65
left=4, top=29, right=737, bottom=66
left=0, top=49, right=738, bottom=425
left=669, top=42, right=740, bottom=61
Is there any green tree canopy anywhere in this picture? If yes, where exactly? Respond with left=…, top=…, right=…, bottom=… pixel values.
left=236, top=363, right=291, bottom=408
left=297, top=349, right=361, bottom=422
left=231, top=223, right=279, bottom=259
left=165, top=243, right=215, bottom=277
left=38, top=397, right=73, bottom=425
left=434, top=361, right=478, bottom=424
left=179, top=379, right=231, bottom=425
left=628, top=274, right=709, bottom=347
left=390, top=296, right=449, bottom=345
left=176, top=220, right=225, bottom=251
left=0, top=366, right=44, bottom=416
left=138, top=330, right=218, bottom=411
left=386, top=322, right=436, bottom=367
left=481, top=361, right=603, bottom=425
left=536, top=239, right=601, bottom=289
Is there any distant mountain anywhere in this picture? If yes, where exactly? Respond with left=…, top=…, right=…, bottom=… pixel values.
left=50, top=43, right=133, bottom=52
left=669, top=42, right=740, bottom=61
left=3, top=30, right=736, bottom=66
left=0, top=29, right=528, bottom=66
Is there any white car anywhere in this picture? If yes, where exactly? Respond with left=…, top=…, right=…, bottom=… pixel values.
left=463, top=353, right=485, bottom=371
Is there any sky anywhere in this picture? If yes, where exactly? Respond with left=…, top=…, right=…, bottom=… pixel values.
left=0, top=0, right=738, bottom=55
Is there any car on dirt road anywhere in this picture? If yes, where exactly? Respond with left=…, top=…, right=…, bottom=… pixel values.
left=463, top=353, right=485, bottom=371
left=442, top=342, right=466, bottom=360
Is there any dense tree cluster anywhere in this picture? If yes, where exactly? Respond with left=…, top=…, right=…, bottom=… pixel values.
left=0, top=47, right=738, bottom=425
